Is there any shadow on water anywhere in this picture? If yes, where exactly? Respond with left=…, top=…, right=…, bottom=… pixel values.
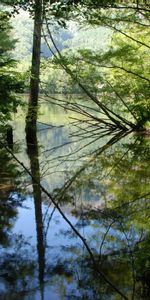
left=1, top=104, right=150, bottom=299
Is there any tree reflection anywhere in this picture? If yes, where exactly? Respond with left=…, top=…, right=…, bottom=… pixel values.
left=0, top=143, right=36, bottom=299
left=0, top=145, right=20, bottom=246
left=26, top=120, right=45, bottom=293
left=47, top=132, right=150, bottom=299
left=0, top=235, right=36, bottom=300
left=3, top=115, right=150, bottom=299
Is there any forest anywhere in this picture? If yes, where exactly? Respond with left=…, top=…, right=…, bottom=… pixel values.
left=0, top=1, right=150, bottom=299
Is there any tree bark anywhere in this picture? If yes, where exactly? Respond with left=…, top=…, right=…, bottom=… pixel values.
left=29, top=0, right=42, bottom=107
left=26, top=0, right=43, bottom=142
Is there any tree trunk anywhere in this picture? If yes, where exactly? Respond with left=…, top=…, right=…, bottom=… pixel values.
left=26, top=0, right=43, bottom=142
left=30, top=0, right=42, bottom=107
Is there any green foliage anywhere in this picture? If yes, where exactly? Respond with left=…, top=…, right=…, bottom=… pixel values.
left=48, top=8, right=150, bottom=128
left=0, top=10, right=23, bottom=122
left=2, top=1, right=150, bottom=129
left=40, top=58, right=83, bottom=94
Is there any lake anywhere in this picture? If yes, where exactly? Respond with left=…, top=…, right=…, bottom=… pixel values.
left=0, top=97, right=150, bottom=300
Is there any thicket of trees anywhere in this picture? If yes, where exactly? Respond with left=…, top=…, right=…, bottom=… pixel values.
left=0, top=11, right=23, bottom=124
left=1, top=0, right=150, bottom=131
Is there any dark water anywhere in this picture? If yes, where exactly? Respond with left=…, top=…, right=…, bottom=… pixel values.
left=1, top=100, right=150, bottom=300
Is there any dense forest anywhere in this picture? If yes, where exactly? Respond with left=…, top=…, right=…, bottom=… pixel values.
left=1, top=0, right=150, bottom=129
left=0, top=1, right=150, bottom=300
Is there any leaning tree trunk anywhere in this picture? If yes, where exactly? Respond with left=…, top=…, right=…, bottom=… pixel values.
left=26, top=0, right=43, bottom=142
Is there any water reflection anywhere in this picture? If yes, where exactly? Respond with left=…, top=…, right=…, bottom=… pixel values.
left=0, top=146, right=21, bottom=246
left=1, top=104, right=150, bottom=299
left=26, top=120, right=45, bottom=296
left=0, top=144, right=36, bottom=300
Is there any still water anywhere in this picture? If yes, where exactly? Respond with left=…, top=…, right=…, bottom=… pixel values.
left=1, top=99, right=150, bottom=299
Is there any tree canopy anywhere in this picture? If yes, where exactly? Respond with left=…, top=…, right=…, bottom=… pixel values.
left=0, top=11, right=23, bottom=123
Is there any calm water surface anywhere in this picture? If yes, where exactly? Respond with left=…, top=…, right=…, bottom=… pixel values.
left=1, top=100, right=150, bottom=299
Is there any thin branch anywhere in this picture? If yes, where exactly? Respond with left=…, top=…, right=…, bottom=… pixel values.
left=0, top=140, right=128, bottom=300
left=42, top=17, right=136, bottom=129
left=105, top=22, right=150, bottom=49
